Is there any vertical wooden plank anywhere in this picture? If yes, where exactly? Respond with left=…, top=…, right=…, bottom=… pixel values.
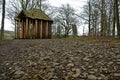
left=27, top=19, right=30, bottom=39
left=35, top=20, right=38, bottom=38
left=17, top=20, right=19, bottom=39
left=32, top=20, right=35, bottom=38
left=40, top=20, right=42, bottom=38
left=46, top=21, right=48, bottom=38
left=23, top=20, right=26, bottom=39
left=21, top=19, right=23, bottom=38
left=48, top=22, right=50, bottom=38
left=31, top=20, right=33, bottom=39
left=49, top=22, right=52, bottom=38
left=18, top=19, right=20, bottom=39
left=15, top=20, right=16, bottom=39
left=16, top=21, right=18, bottom=38
left=28, top=19, right=30, bottom=39
left=26, top=18, right=28, bottom=39
left=29, top=19, right=31, bottom=38
left=37, top=20, right=40, bottom=38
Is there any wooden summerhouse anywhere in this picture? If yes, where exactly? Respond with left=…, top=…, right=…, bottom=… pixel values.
left=14, top=9, right=53, bottom=39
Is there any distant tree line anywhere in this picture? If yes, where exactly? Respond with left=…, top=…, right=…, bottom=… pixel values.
left=81, top=0, right=120, bottom=38
left=0, top=0, right=120, bottom=40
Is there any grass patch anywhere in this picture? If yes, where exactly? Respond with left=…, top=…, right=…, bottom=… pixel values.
left=65, top=36, right=79, bottom=40
left=0, top=40, right=13, bottom=45
left=109, top=41, right=120, bottom=45
left=64, top=36, right=120, bottom=44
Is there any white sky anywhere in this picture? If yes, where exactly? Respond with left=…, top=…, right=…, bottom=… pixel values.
left=0, top=0, right=88, bottom=35
left=49, top=0, right=87, bottom=10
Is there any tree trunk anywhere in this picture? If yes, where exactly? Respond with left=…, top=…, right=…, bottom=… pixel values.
left=113, top=0, right=116, bottom=37
left=40, top=0, right=42, bottom=10
left=88, top=0, right=91, bottom=36
left=115, top=0, right=120, bottom=38
left=0, top=0, right=5, bottom=40
left=101, top=0, right=105, bottom=36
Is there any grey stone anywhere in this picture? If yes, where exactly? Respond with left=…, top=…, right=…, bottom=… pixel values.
left=72, top=69, right=80, bottom=78
left=114, top=73, right=120, bottom=77
left=14, top=74, right=22, bottom=79
left=14, top=70, right=25, bottom=75
left=83, top=57, right=90, bottom=61
left=67, top=63, right=74, bottom=67
left=116, top=55, right=120, bottom=58
left=88, top=75, right=97, bottom=80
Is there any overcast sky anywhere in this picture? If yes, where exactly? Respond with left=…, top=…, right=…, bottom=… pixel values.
left=49, top=0, right=87, bottom=9
left=0, top=0, right=88, bottom=35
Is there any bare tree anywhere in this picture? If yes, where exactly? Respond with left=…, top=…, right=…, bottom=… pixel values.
left=54, top=4, right=77, bottom=37
left=7, top=0, right=48, bottom=24
left=0, top=0, right=5, bottom=40
left=80, top=0, right=100, bottom=36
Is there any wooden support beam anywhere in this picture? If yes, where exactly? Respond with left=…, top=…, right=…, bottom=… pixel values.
left=32, top=20, right=35, bottom=39
left=26, top=18, right=28, bottom=38
left=18, top=20, right=20, bottom=39
left=37, top=20, right=40, bottom=38
left=46, top=21, right=48, bottom=38
left=21, top=19, right=23, bottom=38
left=23, top=21, right=26, bottom=39
left=16, top=21, right=18, bottom=38
left=40, top=20, right=42, bottom=38
left=15, top=20, right=16, bottom=39
left=31, top=20, right=33, bottom=38
left=49, top=22, right=52, bottom=38
left=29, top=19, right=31, bottom=38
left=35, top=20, right=38, bottom=38
left=27, top=19, right=30, bottom=39
left=29, top=19, right=31, bottom=39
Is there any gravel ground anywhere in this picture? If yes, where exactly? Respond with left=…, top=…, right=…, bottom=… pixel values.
left=0, top=39, right=120, bottom=80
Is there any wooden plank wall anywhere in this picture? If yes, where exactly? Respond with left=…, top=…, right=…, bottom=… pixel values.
left=46, top=21, right=48, bottom=38
left=48, top=22, right=52, bottom=38
left=15, top=18, right=52, bottom=39
left=42, top=21, right=46, bottom=38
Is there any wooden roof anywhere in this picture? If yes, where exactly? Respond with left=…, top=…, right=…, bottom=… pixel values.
left=15, top=9, right=53, bottom=21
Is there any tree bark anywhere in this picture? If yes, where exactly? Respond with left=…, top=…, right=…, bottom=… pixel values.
left=88, top=0, right=91, bottom=36
left=115, top=0, right=120, bottom=38
left=113, top=0, right=116, bottom=37
left=0, top=0, right=5, bottom=40
left=101, top=0, right=105, bottom=36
